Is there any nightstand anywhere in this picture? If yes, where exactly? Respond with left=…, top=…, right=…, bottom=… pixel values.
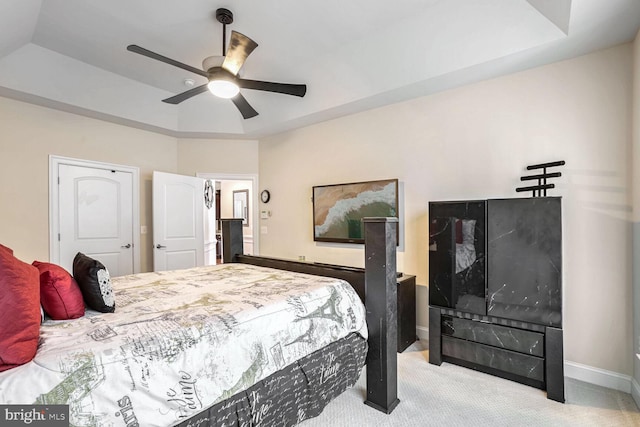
left=397, top=274, right=417, bottom=352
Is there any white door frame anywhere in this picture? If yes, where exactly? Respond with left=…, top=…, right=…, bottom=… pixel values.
left=49, top=155, right=141, bottom=273
left=197, top=172, right=259, bottom=255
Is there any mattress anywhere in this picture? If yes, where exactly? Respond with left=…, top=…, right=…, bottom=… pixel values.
left=0, top=263, right=367, bottom=427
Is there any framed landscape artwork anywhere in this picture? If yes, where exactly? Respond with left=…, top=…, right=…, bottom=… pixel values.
left=312, top=178, right=399, bottom=244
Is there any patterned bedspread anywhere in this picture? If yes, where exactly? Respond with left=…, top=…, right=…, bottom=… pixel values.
left=0, top=263, right=367, bottom=427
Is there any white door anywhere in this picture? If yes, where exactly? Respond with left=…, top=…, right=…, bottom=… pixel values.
left=153, top=171, right=205, bottom=271
left=58, top=164, right=134, bottom=276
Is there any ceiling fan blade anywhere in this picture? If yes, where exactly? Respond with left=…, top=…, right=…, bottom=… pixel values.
left=127, top=44, right=208, bottom=78
left=221, top=31, right=258, bottom=76
left=162, top=84, right=209, bottom=104
left=230, top=93, right=259, bottom=119
left=237, top=79, right=306, bottom=97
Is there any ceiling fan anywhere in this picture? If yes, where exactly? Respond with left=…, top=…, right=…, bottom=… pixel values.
left=126, top=8, right=306, bottom=119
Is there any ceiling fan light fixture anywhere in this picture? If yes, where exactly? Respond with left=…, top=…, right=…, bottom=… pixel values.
left=207, top=79, right=240, bottom=98
left=202, top=55, right=224, bottom=72
left=127, top=8, right=305, bottom=117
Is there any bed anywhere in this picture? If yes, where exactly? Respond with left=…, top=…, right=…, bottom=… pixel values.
left=0, top=217, right=399, bottom=426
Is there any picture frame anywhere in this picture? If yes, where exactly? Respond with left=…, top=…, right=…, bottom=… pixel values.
left=312, top=178, right=398, bottom=244
left=233, top=189, right=249, bottom=226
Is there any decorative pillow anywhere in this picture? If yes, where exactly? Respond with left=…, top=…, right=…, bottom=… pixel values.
left=32, top=261, right=85, bottom=320
left=0, top=249, right=40, bottom=372
left=0, top=243, right=13, bottom=255
left=73, top=253, right=115, bottom=313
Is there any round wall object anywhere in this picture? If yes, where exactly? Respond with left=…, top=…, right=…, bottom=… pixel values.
left=204, top=180, right=214, bottom=209
left=260, top=190, right=271, bottom=203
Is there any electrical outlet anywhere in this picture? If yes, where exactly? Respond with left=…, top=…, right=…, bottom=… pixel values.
left=141, top=225, right=147, bottom=234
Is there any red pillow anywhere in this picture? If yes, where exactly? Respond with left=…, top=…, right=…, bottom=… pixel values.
left=0, top=250, right=40, bottom=372
left=0, top=244, right=13, bottom=255
left=32, top=261, right=85, bottom=320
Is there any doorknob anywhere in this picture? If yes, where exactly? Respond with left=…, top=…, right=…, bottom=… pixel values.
left=121, top=243, right=132, bottom=249
left=156, top=244, right=166, bottom=249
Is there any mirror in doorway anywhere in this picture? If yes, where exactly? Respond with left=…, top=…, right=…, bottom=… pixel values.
left=233, top=189, right=249, bottom=227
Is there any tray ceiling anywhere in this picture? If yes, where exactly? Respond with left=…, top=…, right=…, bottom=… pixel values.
left=0, top=0, right=638, bottom=138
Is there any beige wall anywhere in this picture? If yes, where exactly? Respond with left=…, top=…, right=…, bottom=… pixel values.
left=176, top=138, right=258, bottom=176
left=0, top=97, right=177, bottom=271
left=259, top=44, right=634, bottom=375
left=632, top=29, right=640, bottom=394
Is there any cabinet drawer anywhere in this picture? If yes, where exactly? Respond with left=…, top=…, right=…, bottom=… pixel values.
left=442, top=336, right=544, bottom=382
left=442, top=316, right=544, bottom=357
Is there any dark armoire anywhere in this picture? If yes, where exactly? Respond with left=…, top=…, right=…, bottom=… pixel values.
left=428, top=197, right=564, bottom=402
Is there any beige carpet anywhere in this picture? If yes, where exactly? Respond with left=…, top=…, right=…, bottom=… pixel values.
left=303, top=340, right=640, bottom=427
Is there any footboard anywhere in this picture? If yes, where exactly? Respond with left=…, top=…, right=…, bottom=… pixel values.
left=221, top=217, right=400, bottom=414
left=235, top=254, right=365, bottom=302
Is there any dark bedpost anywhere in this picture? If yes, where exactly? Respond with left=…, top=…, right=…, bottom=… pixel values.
left=363, top=217, right=400, bottom=414
left=221, top=218, right=244, bottom=263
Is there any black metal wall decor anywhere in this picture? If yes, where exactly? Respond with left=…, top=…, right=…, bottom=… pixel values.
left=516, top=160, right=565, bottom=197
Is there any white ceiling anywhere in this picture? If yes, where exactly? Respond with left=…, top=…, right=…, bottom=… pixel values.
left=0, top=0, right=638, bottom=138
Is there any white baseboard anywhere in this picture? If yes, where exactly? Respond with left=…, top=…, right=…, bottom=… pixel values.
left=632, top=377, right=640, bottom=408
left=564, top=360, right=632, bottom=393
left=418, top=326, right=635, bottom=396
left=416, top=326, right=429, bottom=342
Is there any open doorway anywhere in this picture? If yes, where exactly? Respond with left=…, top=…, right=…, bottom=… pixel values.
left=198, top=173, right=258, bottom=265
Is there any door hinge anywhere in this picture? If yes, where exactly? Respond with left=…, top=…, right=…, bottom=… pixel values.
left=58, top=177, right=60, bottom=185
left=58, top=233, right=61, bottom=241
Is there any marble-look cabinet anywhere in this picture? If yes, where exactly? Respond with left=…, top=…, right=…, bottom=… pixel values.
left=487, top=198, right=562, bottom=326
left=428, top=197, right=564, bottom=402
left=429, top=201, right=487, bottom=315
